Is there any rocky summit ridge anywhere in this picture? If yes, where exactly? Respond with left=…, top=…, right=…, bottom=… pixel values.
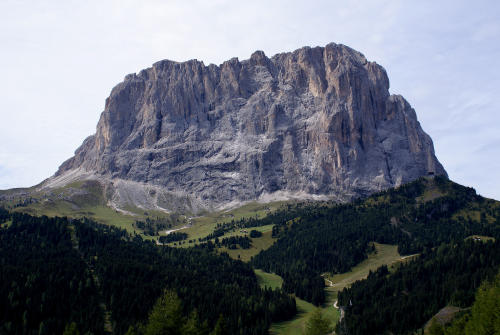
left=45, top=43, right=446, bottom=213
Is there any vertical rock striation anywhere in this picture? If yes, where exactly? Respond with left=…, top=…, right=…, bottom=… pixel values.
left=52, top=43, right=446, bottom=212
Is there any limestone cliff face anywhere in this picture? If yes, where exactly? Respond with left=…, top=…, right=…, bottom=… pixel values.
left=54, top=43, right=446, bottom=212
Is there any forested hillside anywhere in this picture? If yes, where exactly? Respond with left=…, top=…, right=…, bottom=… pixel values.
left=252, top=176, right=500, bottom=305
left=0, top=215, right=103, bottom=335
left=337, top=239, right=500, bottom=334
left=434, top=269, right=500, bottom=335
left=2, top=176, right=499, bottom=335
left=0, top=213, right=295, bottom=335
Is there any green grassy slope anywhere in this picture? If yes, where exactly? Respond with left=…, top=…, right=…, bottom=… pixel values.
left=324, top=242, right=416, bottom=293
left=1, top=180, right=156, bottom=234
left=255, top=269, right=337, bottom=335
left=1, top=180, right=290, bottom=241
left=182, top=201, right=287, bottom=240
left=215, top=224, right=275, bottom=261
left=3, top=175, right=500, bottom=335
left=259, top=243, right=407, bottom=335
left=251, top=176, right=500, bottom=306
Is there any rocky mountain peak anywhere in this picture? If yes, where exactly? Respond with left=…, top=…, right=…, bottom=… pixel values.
left=48, top=42, right=446, bottom=213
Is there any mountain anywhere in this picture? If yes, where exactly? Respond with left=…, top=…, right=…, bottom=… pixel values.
left=43, top=43, right=445, bottom=213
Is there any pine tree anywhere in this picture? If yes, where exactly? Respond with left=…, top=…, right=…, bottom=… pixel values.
left=211, top=315, right=228, bottom=335
left=62, top=322, right=80, bottom=335
left=444, top=270, right=500, bottom=335
left=464, top=271, right=500, bottom=335
left=182, top=310, right=205, bottom=335
left=428, top=319, right=444, bottom=335
left=305, top=308, right=330, bottom=335
left=144, top=290, right=184, bottom=335
left=38, top=321, right=47, bottom=335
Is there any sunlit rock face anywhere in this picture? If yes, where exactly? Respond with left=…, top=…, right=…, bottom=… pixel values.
left=53, top=43, right=446, bottom=212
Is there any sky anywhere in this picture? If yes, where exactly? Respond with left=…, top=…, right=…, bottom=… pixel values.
left=1, top=0, right=499, bottom=199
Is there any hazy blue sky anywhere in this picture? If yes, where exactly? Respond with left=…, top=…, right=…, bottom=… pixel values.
left=1, top=0, right=499, bottom=199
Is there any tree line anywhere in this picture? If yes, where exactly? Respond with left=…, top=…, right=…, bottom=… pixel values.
left=0, top=213, right=104, bottom=335
left=0, top=212, right=296, bottom=335
left=336, top=239, right=500, bottom=334
left=74, top=217, right=297, bottom=334
left=429, top=268, right=500, bottom=335
left=159, top=232, right=188, bottom=243
left=252, top=176, right=500, bottom=305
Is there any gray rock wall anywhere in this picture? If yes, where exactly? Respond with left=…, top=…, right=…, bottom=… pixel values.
left=55, top=43, right=446, bottom=212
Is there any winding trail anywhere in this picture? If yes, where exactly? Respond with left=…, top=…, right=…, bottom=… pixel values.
left=322, top=274, right=343, bottom=327
left=162, top=217, right=194, bottom=235
left=324, top=277, right=334, bottom=287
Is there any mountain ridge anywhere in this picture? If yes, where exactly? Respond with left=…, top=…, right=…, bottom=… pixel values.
left=41, top=43, right=445, bottom=213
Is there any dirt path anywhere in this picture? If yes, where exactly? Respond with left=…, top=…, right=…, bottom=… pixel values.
left=400, top=254, right=418, bottom=260
left=156, top=223, right=193, bottom=245
left=161, top=217, right=193, bottom=236
left=324, top=276, right=334, bottom=287
left=162, top=224, right=191, bottom=235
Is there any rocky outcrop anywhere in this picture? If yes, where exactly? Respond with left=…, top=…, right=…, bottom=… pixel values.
left=50, top=43, right=446, bottom=213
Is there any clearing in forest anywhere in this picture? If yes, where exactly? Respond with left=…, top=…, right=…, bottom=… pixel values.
left=257, top=243, right=414, bottom=335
